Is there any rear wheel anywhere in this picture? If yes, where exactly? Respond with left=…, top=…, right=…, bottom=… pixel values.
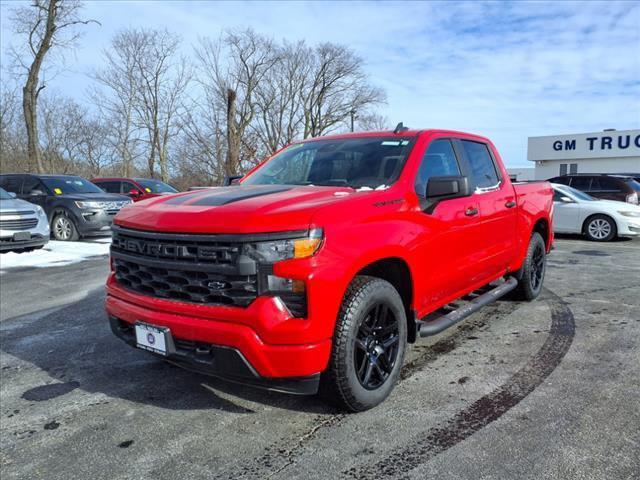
left=512, top=232, right=546, bottom=301
left=319, top=276, right=407, bottom=412
left=583, top=214, right=616, bottom=242
left=51, top=213, right=79, bottom=241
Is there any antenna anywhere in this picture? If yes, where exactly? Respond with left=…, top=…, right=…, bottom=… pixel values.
left=394, top=122, right=408, bottom=134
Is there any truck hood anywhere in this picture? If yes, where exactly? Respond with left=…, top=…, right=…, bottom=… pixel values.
left=114, top=184, right=358, bottom=234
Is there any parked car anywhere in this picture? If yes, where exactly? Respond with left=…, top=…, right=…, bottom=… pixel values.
left=0, top=187, right=50, bottom=253
left=106, top=127, right=554, bottom=411
left=0, top=174, right=132, bottom=241
left=547, top=173, right=640, bottom=205
left=551, top=183, right=640, bottom=241
left=91, top=177, right=178, bottom=202
left=615, top=172, right=640, bottom=183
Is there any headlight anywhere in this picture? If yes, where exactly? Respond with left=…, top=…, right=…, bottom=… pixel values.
left=244, top=228, right=323, bottom=263
left=618, top=211, right=640, bottom=218
left=75, top=201, right=103, bottom=209
left=35, top=206, right=47, bottom=218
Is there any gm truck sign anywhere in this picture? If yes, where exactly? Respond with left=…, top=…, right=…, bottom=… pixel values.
left=527, top=129, right=640, bottom=161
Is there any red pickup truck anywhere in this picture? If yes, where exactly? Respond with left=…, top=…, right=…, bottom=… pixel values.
left=106, top=127, right=553, bottom=411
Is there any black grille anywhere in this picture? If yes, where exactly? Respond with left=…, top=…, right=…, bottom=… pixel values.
left=111, top=226, right=258, bottom=307
left=0, top=218, right=38, bottom=230
left=114, top=258, right=257, bottom=306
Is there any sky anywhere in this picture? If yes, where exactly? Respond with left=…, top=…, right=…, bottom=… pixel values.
left=1, top=0, right=639, bottom=167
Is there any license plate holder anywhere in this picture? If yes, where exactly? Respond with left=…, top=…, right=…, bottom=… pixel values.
left=13, top=232, right=31, bottom=241
left=135, top=322, right=173, bottom=356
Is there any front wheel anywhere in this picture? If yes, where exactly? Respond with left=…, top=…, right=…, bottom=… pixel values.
left=51, top=213, right=79, bottom=241
left=512, top=232, right=546, bottom=301
left=319, top=276, right=407, bottom=412
left=584, top=214, right=616, bottom=242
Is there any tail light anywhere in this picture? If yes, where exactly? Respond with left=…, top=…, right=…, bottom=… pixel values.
left=626, top=192, right=638, bottom=205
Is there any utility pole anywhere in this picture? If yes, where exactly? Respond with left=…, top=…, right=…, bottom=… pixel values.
left=350, top=109, right=356, bottom=132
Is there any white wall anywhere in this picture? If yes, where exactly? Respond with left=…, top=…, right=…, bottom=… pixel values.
left=534, top=156, right=640, bottom=180
left=507, top=167, right=536, bottom=181
left=528, top=129, right=640, bottom=161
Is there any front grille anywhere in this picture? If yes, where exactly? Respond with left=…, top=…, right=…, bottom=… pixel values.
left=111, top=226, right=258, bottom=307
left=0, top=218, right=38, bottom=230
left=113, top=258, right=257, bottom=306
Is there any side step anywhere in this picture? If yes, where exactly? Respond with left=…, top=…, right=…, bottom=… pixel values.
left=416, top=277, right=518, bottom=337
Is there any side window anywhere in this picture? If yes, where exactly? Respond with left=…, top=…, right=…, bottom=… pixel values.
left=460, top=140, right=500, bottom=189
left=591, top=177, right=621, bottom=192
left=121, top=182, right=138, bottom=194
left=21, top=177, right=44, bottom=194
left=414, top=139, right=461, bottom=197
left=552, top=190, right=564, bottom=202
left=570, top=177, right=591, bottom=191
left=96, top=181, right=121, bottom=194
left=0, top=176, right=23, bottom=194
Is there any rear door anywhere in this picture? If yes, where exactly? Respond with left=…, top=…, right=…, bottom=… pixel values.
left=458, top=139, right=517, bottom=282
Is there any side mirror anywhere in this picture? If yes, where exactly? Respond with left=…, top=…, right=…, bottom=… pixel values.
left=426, top=175, right=470, bottom=200
left=128, top=189, right=142, bottom=197
left=560, top=196, right=573, bottom=203
left=8, top=192, right=17, bottom=198
left=223, top=175, right=243, bottom=186
left=29, top=189, right=45, bottom=196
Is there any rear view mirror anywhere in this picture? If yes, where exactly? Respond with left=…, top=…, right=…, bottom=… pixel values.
left=223, top=175, right=243, bottom=186
left=29, top=189, right=45, bottom=196
left=7, top=192, right=17, bottom=198
left=426, top=176, right=470, bottom=200
left=129, top=189, right=142, bottom=197
left=560, top=196, right=573, bottom=203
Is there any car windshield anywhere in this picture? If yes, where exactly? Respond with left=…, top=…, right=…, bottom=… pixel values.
left=133, top=178, right=177, bottom=193
left=242, top=137, right=416, bottom=189
left=42, top=176, right=104, bottom=195
left=0, top=187, right=12, bottom=200
left=557, top=185, right=597, bottom=201
left=626, top=179, right=640, bottom=191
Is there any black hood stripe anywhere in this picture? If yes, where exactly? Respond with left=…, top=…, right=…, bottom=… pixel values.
left=164, top=185, right=293, bottom=207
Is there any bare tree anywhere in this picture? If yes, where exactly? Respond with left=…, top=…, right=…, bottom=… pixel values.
left=301, top=43, right=385, bottom=138
left=195, top=29, right=279, bottom=177
left=91, top=29, right=144, bottom=177
left=355, top=112, right=390, bottom=132
left=8, top=0, right=98, bottom=173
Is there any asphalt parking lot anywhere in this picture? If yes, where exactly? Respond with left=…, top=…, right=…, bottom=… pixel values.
left=1, top=236, right=639, bottom=480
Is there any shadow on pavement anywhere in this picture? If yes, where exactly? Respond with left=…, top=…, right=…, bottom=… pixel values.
left=0, top=288, right=333, bottom=415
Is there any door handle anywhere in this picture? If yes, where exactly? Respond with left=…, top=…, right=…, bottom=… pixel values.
left=465, top=207, right=479, bottom=217
left=505, top=201, right=516, bottom=208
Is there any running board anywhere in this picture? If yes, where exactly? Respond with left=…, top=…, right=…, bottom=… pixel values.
left=416, top=277, right=518, bottom=337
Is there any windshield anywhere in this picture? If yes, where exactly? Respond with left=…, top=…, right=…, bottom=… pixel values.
left=0, top=187, right=12, bottom=200
left=133, top=178, right=177, bottom=193
left=42, top=176, right=104, bottom=195
left=242, top=137, right=416, bottom=189
left=626, top=180, right=640, bottom=192
left=556, top=185, right=596, bottom=201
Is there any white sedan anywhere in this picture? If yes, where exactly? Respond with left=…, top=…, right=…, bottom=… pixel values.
left=552, top=183, right=640, bottom=241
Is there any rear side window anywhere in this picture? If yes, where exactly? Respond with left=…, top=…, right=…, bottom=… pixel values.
left=414, top=139, right=461, bottom=197
left=460, top=140, right=500, bottom=189
left=591, top=177, right=621, bottom=192
left=22, top=176, right=45, bottom=194
left=96, top=181, right=121, bottom=194
left=570, top=177, right=591, bottom=191
left=0, top=176, right=23, bottom=194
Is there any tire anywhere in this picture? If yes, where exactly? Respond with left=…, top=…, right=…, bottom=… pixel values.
left=319, top=276, right=407, bottom=412
left=51, top=212, right=79, bottom=241
left=512, top=232, right=546, bottom=301
left=583, top=214, right=616, bottom=242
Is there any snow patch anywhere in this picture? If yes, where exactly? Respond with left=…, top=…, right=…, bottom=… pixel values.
left=0, top=239, right=111, bottom=271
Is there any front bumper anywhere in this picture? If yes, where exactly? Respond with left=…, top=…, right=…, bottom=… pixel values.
left=74, top=208, right=121, bottom=235
left=108, top=316, right=321, bottom=394
left=0, top=234, right=48, bottom=251
left=106, top=277, right=332, bottom=393
left=617, top=218, right=640, bottom=237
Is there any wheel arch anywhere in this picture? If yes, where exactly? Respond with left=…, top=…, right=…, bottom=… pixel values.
left=356, top=257, right=416, bottom=343
left=533, top=217, right=551, bottom=250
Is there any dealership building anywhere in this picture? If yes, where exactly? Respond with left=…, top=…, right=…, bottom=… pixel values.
left=527, top=129, right=640, bottom=180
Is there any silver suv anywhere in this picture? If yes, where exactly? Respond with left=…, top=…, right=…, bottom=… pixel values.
left=0, top=187, right=50, bottom=253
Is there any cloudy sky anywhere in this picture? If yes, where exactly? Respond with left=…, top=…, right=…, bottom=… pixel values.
left=1, top=0, right=639, bottom=166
